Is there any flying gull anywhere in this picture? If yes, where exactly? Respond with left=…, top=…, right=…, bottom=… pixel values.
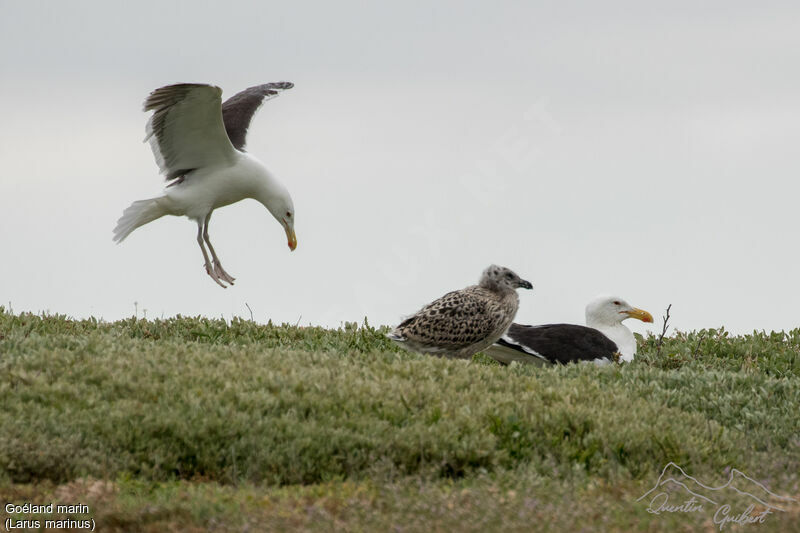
left=486, top=296, right=653, bottom=365
left=388, top=265, right=533, bottom=359
left=113, top=82, right=297, bottom=287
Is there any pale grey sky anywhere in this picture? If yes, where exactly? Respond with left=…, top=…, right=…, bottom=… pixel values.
left=1, top=1, right=798, bottom=335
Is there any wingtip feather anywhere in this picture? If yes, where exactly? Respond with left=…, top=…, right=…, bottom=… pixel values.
left=386, top=331, right=406, bottom=342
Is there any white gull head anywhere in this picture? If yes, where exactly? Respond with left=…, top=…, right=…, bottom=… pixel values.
left=585, top=295, right=653, bottom=362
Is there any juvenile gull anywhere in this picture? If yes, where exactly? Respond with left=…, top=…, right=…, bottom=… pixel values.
left=487, top=296, right=653, bottom=365
left=113, top=82, right=297, bottom=288
left=388, top=265, right=533, bottom=359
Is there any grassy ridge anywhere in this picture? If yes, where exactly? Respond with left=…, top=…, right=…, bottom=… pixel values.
left=1, top=308, right=799, bottom=531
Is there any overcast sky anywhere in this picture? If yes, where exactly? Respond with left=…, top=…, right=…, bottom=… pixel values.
left=1, top=1, right=798, bottom=335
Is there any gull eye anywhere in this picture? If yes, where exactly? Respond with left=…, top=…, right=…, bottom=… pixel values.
left=286, top=212, right=292, bottom=218
left=505, top=273, right=513, bottom=279
left=613, top=301, right=621, bottom=305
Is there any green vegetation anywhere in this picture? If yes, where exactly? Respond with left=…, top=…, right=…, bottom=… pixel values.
left=1, top=307, right=798, bottom=531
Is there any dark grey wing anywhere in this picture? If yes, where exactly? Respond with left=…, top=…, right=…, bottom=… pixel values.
left=221, top=82, right=294, bottom=151
left=498, top=323, right=619, bottom=364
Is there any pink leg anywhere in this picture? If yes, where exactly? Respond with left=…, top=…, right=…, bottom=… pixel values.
left=197, top=221, right=227, bottom=288
left=203, top=213, right=236, bottom=285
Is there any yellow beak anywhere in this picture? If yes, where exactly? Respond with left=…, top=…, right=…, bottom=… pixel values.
left=285, top=225, right=297, bottom=251
left=624, top=308, right=653, bottom=323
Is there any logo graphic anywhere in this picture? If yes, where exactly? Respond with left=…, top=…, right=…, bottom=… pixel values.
left=637, top=462, right=798, bottom=530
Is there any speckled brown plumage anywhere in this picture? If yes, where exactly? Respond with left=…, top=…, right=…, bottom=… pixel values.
left=389, top=265, right=533, bottom=359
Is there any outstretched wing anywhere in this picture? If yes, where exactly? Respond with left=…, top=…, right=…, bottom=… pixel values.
left=221, top=82, right=294, bottom=151
left=143, top=83, right=237, bottom=180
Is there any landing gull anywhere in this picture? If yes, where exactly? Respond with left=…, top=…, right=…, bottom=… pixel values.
left=486, top=296, right=654, bottom=365
left=388, top=265, right=533, bottom=359
left=113, top=82, right=297, bottom=288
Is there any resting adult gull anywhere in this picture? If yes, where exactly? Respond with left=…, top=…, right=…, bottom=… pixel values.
left=113, top=82, right=297, bottom=287
left=486, top=296, right=653, bottom=365
left=388, top=265, right=533, bottom=359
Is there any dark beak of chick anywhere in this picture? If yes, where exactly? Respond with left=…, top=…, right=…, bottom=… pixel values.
left=518, top=279, right=533, bottom=290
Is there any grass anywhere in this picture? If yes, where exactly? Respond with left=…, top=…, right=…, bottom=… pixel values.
left=1, top=307, right=799, bottom=531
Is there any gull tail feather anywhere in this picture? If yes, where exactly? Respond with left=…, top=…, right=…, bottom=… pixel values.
left=113, top=197, right=168, bottom=243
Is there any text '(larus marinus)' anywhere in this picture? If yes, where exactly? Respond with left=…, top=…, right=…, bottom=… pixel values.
left=113, top=82, right=297, bottom=287
left=487, top=296, right=653, bottom=365
left=388, top=265, right=533, bottom=359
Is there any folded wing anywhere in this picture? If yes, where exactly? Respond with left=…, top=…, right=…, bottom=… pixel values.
left=396, top=289, right=507, bottom=352
left=498, top=323, right=619, bottom=364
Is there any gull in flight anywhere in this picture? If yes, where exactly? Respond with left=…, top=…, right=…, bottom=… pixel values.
left=113, top=82, right=297, bottom=287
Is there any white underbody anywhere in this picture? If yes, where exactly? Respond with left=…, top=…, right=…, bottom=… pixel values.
left=158, top=152, right=275, bottom=221
left=590, top=322, right=636, bottom=362
left=113, top=151, right=289, bottom=244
